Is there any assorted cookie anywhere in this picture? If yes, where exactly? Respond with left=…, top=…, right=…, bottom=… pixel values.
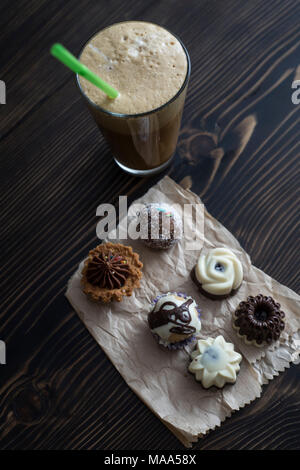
left=137, top=203, right=182, bottom=250
left=232, top=294, right=285, bottom=347
left=148, top=292, right=201, bottom=349
left=188, top=335, right=242, bottom=388
left=192, top=247, right=243, bottom=299
left=81, top=203, right=287, bottom=389
left=81, top=242, right=143, bottom=302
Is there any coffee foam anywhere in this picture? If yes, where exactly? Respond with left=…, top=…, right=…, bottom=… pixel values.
left=79, top=21, right=188, bottom=115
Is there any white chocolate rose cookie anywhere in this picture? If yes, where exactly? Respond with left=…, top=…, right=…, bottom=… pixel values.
left=188, top=336, right=242, bottom=388
left=193, top=247, right=243, bottom=299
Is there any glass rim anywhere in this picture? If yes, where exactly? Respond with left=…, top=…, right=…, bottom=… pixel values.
left=76, top=21, right=191, bottom=119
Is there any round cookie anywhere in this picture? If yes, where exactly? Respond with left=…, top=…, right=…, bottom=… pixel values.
left=138, top=203, right=182, bottom=250
left=81, top=242, right=143, bottom=302
left=148, top=292, right=201, bottom=349
left=232, top=294, right=285, bottom=347
left=192, top=247, right=243, bottom=299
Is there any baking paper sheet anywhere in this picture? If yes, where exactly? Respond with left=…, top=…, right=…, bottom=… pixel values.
left=66, top=176, right=299, bottom=447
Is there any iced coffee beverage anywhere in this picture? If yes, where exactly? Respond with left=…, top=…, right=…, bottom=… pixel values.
left=77, top=21, right=190, bottom=175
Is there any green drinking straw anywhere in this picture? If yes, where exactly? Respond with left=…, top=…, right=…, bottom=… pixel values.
left=50, top=43, right=119, bottom=99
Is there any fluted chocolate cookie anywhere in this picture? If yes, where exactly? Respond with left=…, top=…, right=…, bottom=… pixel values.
left=232, top=294, right=285, bottom=347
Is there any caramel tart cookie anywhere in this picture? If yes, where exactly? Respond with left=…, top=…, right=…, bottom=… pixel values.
left=81, top=242, right=143, bottom=302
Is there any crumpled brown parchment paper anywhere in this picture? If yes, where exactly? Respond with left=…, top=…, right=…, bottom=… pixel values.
left=66, top=176, right=300, bottom=447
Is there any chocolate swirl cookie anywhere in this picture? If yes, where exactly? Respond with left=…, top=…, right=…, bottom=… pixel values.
left=81, top=242, right=143, bottom=303
left=232, top=294, right=285, bottom=347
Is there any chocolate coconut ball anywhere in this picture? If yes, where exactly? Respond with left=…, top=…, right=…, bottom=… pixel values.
left=138, top=203, right=182, bottom=249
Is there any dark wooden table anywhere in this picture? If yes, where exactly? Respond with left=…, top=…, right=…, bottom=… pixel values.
left=1, top=0, right=299, bottom=450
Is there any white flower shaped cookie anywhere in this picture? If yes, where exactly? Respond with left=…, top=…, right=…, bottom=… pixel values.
left=194, top=247, right=243, bottom=298
left=188, top=336, right=242, bottom=388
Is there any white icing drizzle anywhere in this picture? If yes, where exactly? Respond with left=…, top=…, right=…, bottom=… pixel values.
left=189, top=336, right=242, bottom=388
left=195, top=247, right=243, bottom=295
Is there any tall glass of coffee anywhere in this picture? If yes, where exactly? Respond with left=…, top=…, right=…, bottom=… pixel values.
left=77, top=21, right=191, bottom=176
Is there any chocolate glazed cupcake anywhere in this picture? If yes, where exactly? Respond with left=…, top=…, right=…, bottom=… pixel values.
left=148, top=292, right=201, bottom=350
left=232, top=294, right=285, bottom=347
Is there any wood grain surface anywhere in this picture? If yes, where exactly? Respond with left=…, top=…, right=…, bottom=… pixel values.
left=0, top=0, right=299, bottom=450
